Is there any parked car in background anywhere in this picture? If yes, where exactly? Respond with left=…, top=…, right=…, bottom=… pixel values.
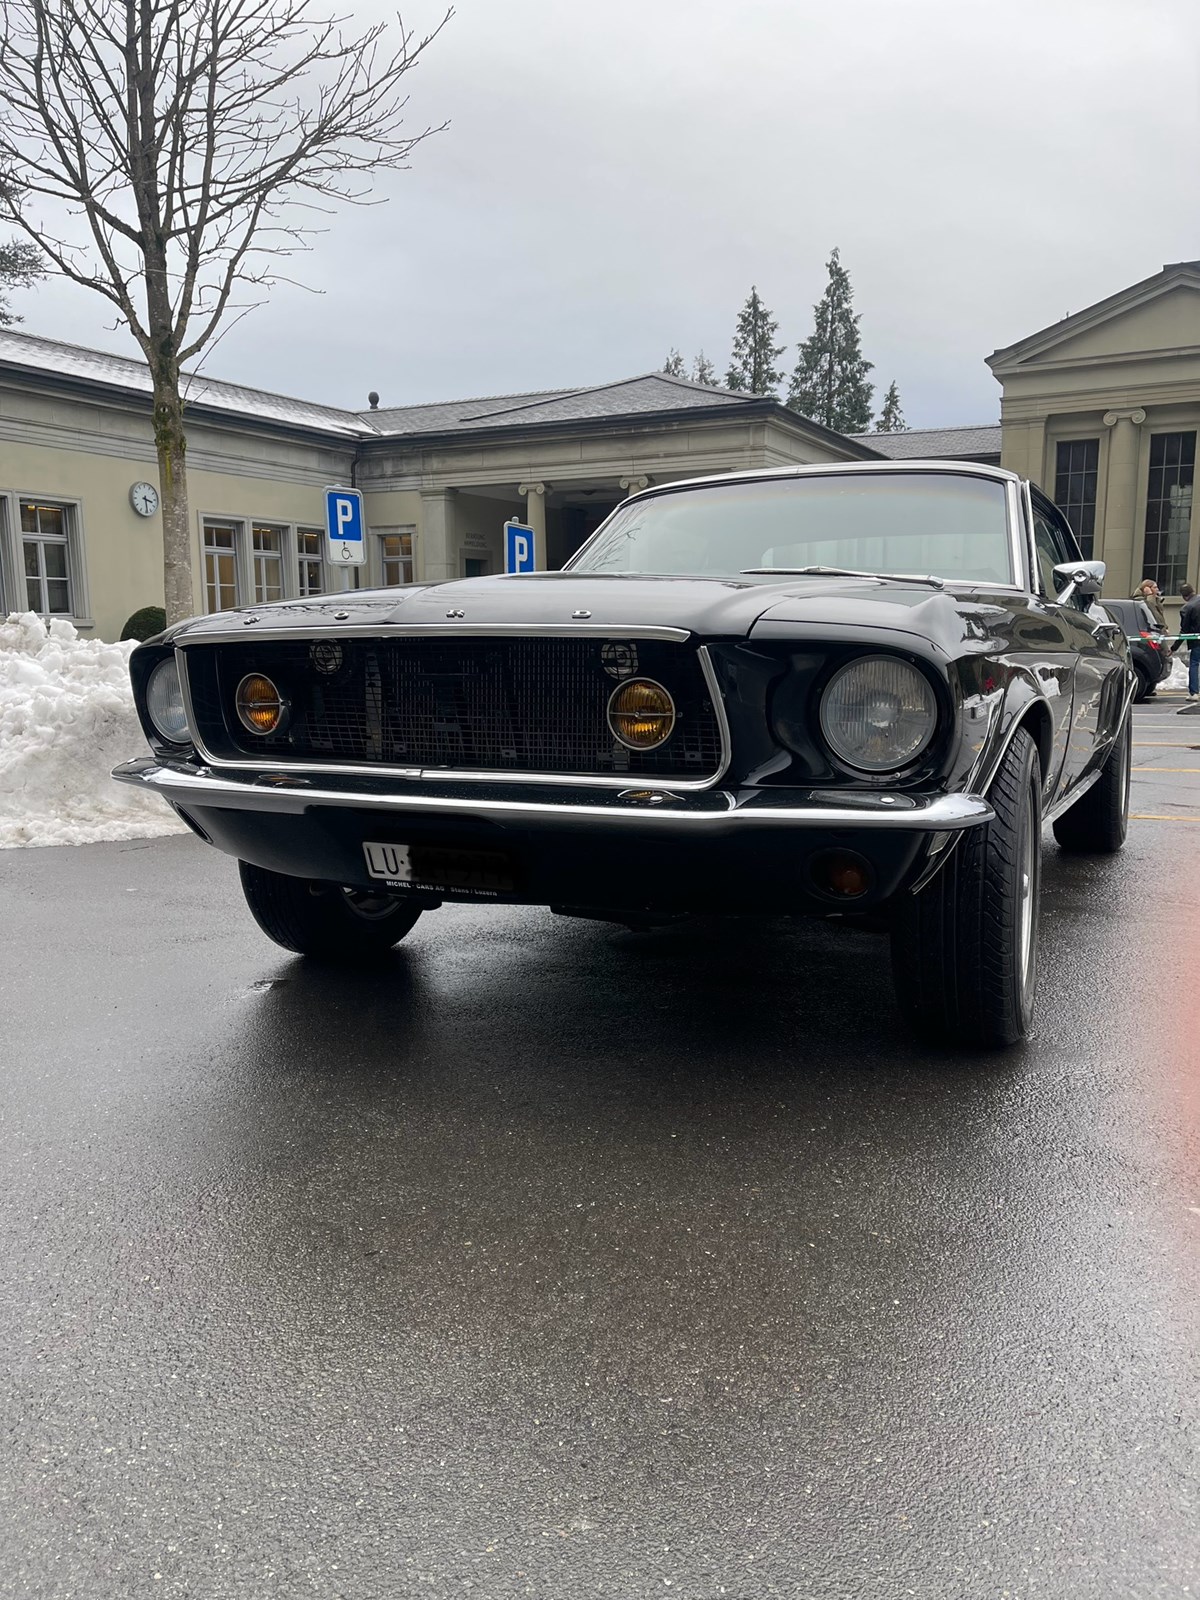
left=1096, top=598, right=1171, bottom=701
left=115, top=463, right=1136, bottom=1050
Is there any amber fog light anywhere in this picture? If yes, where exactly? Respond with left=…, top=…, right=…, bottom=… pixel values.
left=810, top=849, right=874, bottom=900
left=607, top=678, right=676, bottom=750
left=235, top=673, right=286, bottom=735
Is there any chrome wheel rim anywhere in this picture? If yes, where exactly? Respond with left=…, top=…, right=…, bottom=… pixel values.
left=1018, top=798, right=1036, bottom=995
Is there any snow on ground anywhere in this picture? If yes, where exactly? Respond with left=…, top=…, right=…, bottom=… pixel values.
left=0, top=612, right=187, bottom=848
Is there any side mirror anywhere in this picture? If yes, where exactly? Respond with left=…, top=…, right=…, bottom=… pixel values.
left=1053, top=559, right=1106, bottom=607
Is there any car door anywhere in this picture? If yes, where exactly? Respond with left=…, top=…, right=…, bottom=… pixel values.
left=1028, top=489, right=1124, bottom=791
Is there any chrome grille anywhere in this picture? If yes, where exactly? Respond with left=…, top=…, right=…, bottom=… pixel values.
left=192, top=636, right=724, bottom=780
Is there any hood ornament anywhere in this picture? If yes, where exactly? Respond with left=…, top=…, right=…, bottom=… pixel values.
left=446, top=607, right=466, bottom=619
left=572, top=609, right=592, bottom=619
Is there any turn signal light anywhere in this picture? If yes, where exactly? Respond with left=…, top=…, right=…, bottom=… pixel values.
left=235, top=673, right=285, bottom=735
left=607, top=678, right=676, bottom=750
left=810, top=849, right=874, bottom=900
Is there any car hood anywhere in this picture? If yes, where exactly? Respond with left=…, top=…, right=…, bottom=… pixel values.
left=165, top=570, right=964, bottom=643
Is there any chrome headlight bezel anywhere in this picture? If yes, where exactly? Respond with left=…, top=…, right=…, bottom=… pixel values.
left=145, top=656, right=192, bottom=747
left=818, top=653, right=939, bottom=775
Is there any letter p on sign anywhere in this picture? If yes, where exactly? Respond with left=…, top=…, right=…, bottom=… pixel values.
left=505, top=519, right=536, bottom=574
left=324, top=486, right=366, bottom=566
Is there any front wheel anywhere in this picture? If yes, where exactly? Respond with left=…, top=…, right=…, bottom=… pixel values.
left=238, top=861, right=425, bottom=957
left=890, top=727, right=1041, bottom=1048
left=1051, top=709, right=1131, bottom=855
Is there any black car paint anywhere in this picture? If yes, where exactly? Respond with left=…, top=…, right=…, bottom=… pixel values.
left=122, top=468, right=1133, bottom=919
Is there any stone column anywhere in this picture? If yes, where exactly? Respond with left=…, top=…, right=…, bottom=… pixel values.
left=518, top=482, right=548, bottom=570
left=1102, top=408, right=1146, bottom=593
left=419, top=488, right=458, bottom=583
left=620, top=474, right=650, bottom=497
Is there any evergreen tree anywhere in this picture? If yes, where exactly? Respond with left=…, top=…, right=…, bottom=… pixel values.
left=0, top=235, right=41, bottom=325
left=661, top=348, right=687, bottom=377
left=692, top=350, right=718, bottom=385
left=875, top=380, right=905, bottom=433
left=786, top=248, right=874, bottom=431
left=725, top=285, right=785, bottom=397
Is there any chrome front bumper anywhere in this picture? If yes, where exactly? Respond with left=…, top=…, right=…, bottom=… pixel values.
left=112, top=757, right=993, bottom=834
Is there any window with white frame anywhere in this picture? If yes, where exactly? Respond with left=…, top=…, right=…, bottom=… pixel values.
left=297, top=526, right=325, bottom=596
left=21, top=500, right=75, bottom=615
left=203, top=520, right=240, bottom=612
left=251, top=523, right=285, bottom=602
left=378, top=527, right=414, bottom=586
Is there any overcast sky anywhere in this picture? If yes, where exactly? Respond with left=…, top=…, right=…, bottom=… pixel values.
left=16, top=0, right=1200, bottom=428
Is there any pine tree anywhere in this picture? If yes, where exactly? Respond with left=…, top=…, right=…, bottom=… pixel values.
left=725, top=286, right=785, bottom=397
left=692, top=351, right=718, bottom=386
left=661, top=348, right=687, bottom=377
left=786, top=248, right=874, bottom=431
left=875, top=380, right=905, bottom=433
left=0, top=235, right=41, bottom=326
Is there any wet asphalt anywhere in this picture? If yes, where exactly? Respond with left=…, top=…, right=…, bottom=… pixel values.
left=1, top=701, right=1197, bottom=1600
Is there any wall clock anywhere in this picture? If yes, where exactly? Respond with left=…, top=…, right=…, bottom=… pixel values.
left=130, top=481, right=160, bottom=517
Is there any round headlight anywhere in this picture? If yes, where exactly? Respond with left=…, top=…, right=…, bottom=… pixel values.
left=235, top=673, right=286, bottom=735
left=607, top=678, right=676, bottom=750
left=819, top=655, right=937, bottom=773
left=145, top=657, right=191, bottom=745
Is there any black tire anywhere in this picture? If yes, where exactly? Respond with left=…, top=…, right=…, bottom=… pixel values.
left=1051, top=708, right=1131, bottom=855
left=890, top=727, right=1041, bottom=1049
left=1133, top=668, right=1151, bottom=703
left=238, top=861, right=425, bottom=957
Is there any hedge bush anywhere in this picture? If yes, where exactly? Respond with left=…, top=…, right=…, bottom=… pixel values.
left=120, top=605, right=167, bottom=642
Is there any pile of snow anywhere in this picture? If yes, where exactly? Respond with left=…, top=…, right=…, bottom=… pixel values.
left=0, top=612, right=187, bottom=848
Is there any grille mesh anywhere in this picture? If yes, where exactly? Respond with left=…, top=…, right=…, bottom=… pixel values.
left=202, top=636, right=723, bottom=779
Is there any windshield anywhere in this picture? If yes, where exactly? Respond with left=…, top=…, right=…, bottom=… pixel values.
left=570, top=472, right=1015, bottom=585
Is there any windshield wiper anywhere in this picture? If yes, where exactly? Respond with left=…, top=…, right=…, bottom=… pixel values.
left=740, top=564, right=945, bottom=589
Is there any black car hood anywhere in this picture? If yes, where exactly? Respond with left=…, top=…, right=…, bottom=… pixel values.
left=167, top=570, right=961, bottom=643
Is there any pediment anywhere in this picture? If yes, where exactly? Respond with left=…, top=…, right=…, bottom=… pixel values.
left=989, top=263, right=1200, bottom=373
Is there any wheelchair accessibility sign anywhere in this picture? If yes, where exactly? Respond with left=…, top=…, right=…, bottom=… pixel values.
left=325, top=486, right=366, bottom=565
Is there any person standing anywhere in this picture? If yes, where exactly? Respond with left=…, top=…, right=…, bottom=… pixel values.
left=1133, top=579, right=1169, bottom=631
left=1177, top=584, right=1200, bottom=708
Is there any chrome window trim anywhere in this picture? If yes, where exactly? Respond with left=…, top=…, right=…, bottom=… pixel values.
left=567, top=461, right=1030, bottom=590
left=174, top=642, right=732, bottom=792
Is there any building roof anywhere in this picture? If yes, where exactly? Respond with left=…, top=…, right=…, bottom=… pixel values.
left=849, top=423, right=1002, bottom=460
left=0, top=327, right=371, bottom=438
left=0, top=327, right=876, bottom=456
left=355, top=371, right=759, bottom=433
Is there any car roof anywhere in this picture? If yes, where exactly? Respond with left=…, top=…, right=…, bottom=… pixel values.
left=622, top=459, right=1022, bottom=507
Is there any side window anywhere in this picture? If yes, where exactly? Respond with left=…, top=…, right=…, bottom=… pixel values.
left=1031, top=503, right=1077, bottom=599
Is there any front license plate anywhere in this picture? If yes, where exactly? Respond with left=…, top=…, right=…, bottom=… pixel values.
left=363, top=840, right=515, bottom=894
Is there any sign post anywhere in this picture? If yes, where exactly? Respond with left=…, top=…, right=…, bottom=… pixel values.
left=325, top=486, right=366, bottom=569
left=504, top=519, right=536, bottom=575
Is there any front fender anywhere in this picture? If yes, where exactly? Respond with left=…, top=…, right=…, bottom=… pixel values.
left=948, top=659, right=1068, bottom=805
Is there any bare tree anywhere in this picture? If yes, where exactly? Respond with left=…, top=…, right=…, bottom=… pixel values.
left=0, top=0, right=450, bottom=622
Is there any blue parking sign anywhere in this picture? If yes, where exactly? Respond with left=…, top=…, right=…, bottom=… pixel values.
left=505, top=519, right=535, bottom=574
left=325, top=486, right=366, bottom=566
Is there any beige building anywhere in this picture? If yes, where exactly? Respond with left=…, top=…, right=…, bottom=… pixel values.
left=987, top=259, right=1200, bottom=606
left=4, top=259, right=1198, bottom=639
left=0, top=330, right=871, bottom=639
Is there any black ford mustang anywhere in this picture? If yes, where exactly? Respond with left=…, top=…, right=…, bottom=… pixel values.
left=115, top=462, right=1134, bottom=1047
